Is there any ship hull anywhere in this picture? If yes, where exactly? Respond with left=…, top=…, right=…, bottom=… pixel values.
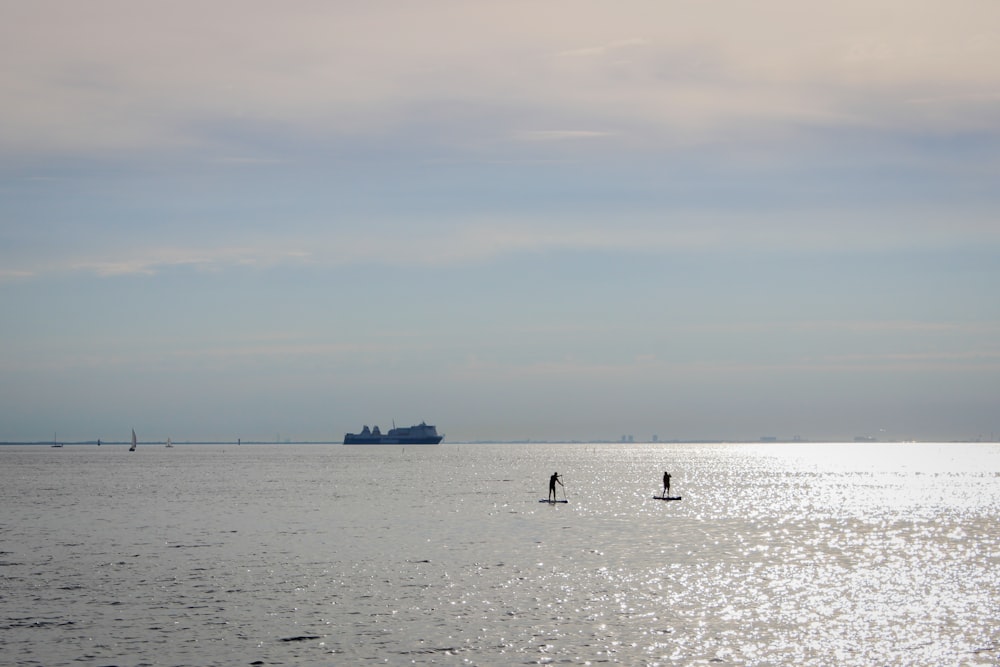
left=343, top=435, right=442, bottom=445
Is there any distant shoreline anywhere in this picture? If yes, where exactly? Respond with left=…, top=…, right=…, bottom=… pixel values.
left=2, top=439, right=997, bottom=446
left=0, top=441, right=337, bottom=446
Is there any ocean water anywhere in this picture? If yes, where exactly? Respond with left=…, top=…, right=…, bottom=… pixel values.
left=1, top=442, right=998, bottom=666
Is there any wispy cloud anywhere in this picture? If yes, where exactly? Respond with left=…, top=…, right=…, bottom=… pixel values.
left=208, top=156, right=289, bottom=166
left=3, top=3, right=998, bottom=159
left=556, top=38, right=649, bottom=59
left=514, top=130, right=617, bottom=142
left=827, top=350, right=1000, bottom=365
left=3, top=202, right=998, bottom=283
left=0, top=269, right=34, bottom=281
left=74, top=246, right=312, bottom=277
left=0, top=331, right=407, bottom=374
left=449, top=347, right=1000, bottom=384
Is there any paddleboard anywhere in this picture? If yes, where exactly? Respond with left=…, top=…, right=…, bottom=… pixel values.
left=653, top=496, right=682, bottom=501
left=539, top=499, right=568, bottom=503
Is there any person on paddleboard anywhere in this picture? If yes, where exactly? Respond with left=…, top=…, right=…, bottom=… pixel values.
left=662, top=471, right=671, bottom=497
left=549, top=472, right=563, bottom=501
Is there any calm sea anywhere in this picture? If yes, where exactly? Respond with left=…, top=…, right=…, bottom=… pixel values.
left=1, top=442, right=998, bottom=666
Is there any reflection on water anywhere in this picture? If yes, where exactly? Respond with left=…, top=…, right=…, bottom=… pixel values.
left=1, top=443, right=998, bottom=665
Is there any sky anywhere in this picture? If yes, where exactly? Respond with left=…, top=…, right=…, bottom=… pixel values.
left=2, top=1, right=999, bottom=443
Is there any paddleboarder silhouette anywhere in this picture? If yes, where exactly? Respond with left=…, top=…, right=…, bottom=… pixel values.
left=549, top=472, right=563, bottom=501
left=662, top=471, right=671, bottom=497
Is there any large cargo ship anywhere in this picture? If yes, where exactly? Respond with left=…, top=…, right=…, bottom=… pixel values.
left=343, top=421, right=443, bottom=445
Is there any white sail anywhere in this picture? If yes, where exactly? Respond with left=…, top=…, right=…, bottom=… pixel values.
left=130, top=429, right=137, bottom=451
left=165, top=437, right=173, bottom=448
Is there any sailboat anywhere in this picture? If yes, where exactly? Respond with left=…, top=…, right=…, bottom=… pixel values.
left=165, top=437, right=173, bottom=448
left=129, top=429, right=137, bottom=452
left=51, top=432, right=62, bottom=448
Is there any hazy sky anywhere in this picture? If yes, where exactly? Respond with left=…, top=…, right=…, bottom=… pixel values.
left=2, top=1, right=999, bottom=442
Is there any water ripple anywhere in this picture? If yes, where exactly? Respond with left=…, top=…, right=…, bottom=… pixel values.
left=1, top=443, right=997, bottom=665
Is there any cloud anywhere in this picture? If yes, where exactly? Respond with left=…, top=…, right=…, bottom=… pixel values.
left=208, top=156, right=289, bottom=166
left=514, top=130, right=617, bottom=142
left=76, top=246, right=313, bottom=277
left=0, top=269, right=34, bottom=281
left=3, top=200, right=998, bottom=284
left=3, top=2, right=999, bottom=160
left=556, top=38, right=649, bottom=59
left=448, top=345, right=1000, bottom=385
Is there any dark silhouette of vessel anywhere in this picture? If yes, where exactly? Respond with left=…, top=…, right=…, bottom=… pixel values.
left=343, top=421, right=443, bottom=444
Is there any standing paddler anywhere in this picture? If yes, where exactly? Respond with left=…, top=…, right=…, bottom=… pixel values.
left=549, top=472, right=563, bottom=501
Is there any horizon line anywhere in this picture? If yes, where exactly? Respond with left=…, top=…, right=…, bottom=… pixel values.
left=4, top=438, right=997, bottom=446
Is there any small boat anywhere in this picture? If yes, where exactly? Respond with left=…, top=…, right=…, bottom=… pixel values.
left=51, top=432, right=62, bottom=448
left=129, top=429, right=137, bottom=452
left=165, top=437, right=173, bottom=448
